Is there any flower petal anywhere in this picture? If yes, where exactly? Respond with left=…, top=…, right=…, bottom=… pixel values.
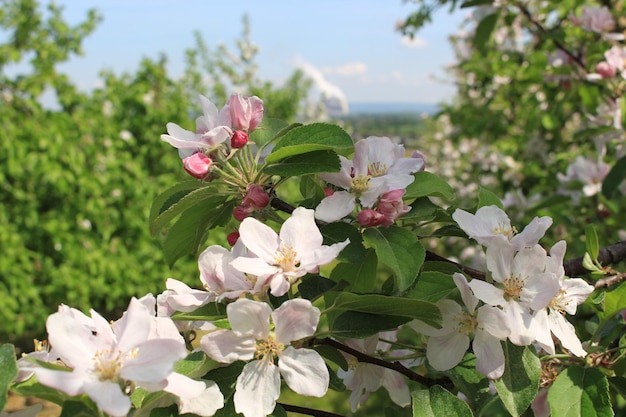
left=82, top=379, right=131, bottom=417
left=234, top=360, right=281, bottom=417
left=426, top=331, right=469, bottom=371
left=279, top=347, right=329, bottom=397
left=177, top=380, right=225, bottom=416
left=200, top=330, right=256, bottom=363
left=238, top=217, right=280, bottom=263
left=273, top=299, right=320, bottom=344
left=315, top=191, right=356, bottom=222
left=473, top=329, right=505, bottom=379
left=228, top=298, right=272, bottom=338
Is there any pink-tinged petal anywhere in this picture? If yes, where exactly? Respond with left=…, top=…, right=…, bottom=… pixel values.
left=199, top=245, right=249, bottom=295
left=198, top=95, right=220, bottom=130
left=381, top=369, right=410, bottom=407
left=82, top=379, right=130, bottom=417
left=380, top=173, right=415, bottom=192
left=319, top=156, right=354, bottom=190
left=268, top=274, right=290, bottom=297
left=161, top=278, right=211, bottom=313
left=314, top=191, right=356, bottom=222
left=248, top=96, right=264, bottom=131
left=238, top=217, right=280, bottom=263
left=548, top=311, right=588, bottom=357
left=200, top=330, right=256, bottom=363
left=280, top=207, right=323, bottom=256
left=388, top=157, right=425, bottom=176
left=122, top=339, right=186, bottom=383
left=234, top=360, right=281, bottom=417
left=510, top=216, right=553, bottom=250
left=453, top=273, right=478, bottom=313
left=273, top=299, right=320, bottom=344
left=114, top=299, right=152, bottom=354
left=561, top=278, right=594, bottom=315
left=228, top=298, right=272, bottom=338
left=33, top=367, right=87, bottom=396
left=164, top=372, right=207, bottom=399
left=178, top=380, right=225, bottom=416
left=308, top=239, right=350, bottom=271
left=427, top=331, right=469, bottom=371
left=338, top=363, right=383, bottom=412
left=467, top=280, right=505, bottom=307
left=364, top=136, right=401, bottom=170
left=476, top=305, right=509, bottom=339
left=279, top=347, right=329, bottom=397
left=352, top=139, right=370, bottom=176
left=473, top=329, right=505, bottom=379
left=531, top=387, right=551, bottom=417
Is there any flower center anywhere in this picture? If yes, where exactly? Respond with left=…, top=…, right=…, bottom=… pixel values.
left=503, top=276, right=525, bottom=301
left=274, top=244, right=299, bottom=272
left=368, top=161, right=388, bottom=177
left=549, top=289, right=568, bottom=314
left=92, top=348, right=138, bottom=382
left=454, top=311, right=478, bottom=335
left=350, top=174, right=371, bottom=196
left=255, top=335, right=284, bottom=364
left=492, top=222, right=514, bottom=237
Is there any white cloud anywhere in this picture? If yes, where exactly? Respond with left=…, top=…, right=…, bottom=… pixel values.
left=321, top=62, right=368, bottom=76
left=400, top=35, right=428, bottom=48
left=293, top=57, right=349, bottom=115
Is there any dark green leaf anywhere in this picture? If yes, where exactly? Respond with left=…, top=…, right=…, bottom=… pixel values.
left=408, top=271, right=458, bottom=302
left=597, top=281, right=626, bottom=322
left=330, top=249, right=378, bottom=293
left=263, top=150, right=340, bottom=176
left=461, top=0, right=494, bottom=7
left=149, top=180, right=202, bottom=235
left=60, top=400, right=100, bottom=417
left=477, top=187, right=503, bottom=209
left=265, top=123, right=353, bottom=163
left=171, top=303, right=227, bottom=321
left=585, top=224, right=600, bottom=260
left=602, top=156, right=626, bottom=199
left=363, top=226, right=425, bottom=291
left=321, top=222, right=367, bottom=263
left=298, top=275, right=337, bottom=300
left=331, top=311, right=410, bottom=338
left=404, top=171, right=455, bottom=200
left=473, top=13, right=499, bottom=52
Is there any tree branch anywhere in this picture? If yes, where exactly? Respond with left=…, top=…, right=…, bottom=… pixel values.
left=308, top=337, right=448, bottom=389
left=277, top=403, right=345, bottom=417
left=564, top=241, right=626, bottom=278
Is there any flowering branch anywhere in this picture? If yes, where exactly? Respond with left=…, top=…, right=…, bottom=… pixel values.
left=564, top=240, right=626, bottom=278
left=595, top=271, right=626, bottom=289
left=307, top=337, right=448, bottom=388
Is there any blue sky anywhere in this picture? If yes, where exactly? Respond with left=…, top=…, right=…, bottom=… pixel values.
left=54, top=1, right=467, bottom=105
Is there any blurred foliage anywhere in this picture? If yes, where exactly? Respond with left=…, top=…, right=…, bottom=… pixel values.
left=0, top=0, right=313, bottom=348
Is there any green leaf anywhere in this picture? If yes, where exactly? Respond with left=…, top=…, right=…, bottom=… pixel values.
left=477, top=187, right=503, bottom=209
left=298, top=275, right=336, bottom=300
left=541, top=113, right=557, bottom=130
left=609, top=376, right=626, bottom=399
left=330, top=250, right=378, bottom=293
left=597, top=281, right=626, bottom=322
left=584, top=224, right=600, bottom=260
left=461, top=0, right=494, bottom=7
left=173, top=351, right=217, bottom=379
left=331, top=311, right=410, bottom=338
left=408, top=271, right=458, bottom=302
left=248, top=118, right=289, bottom=146
left=149, top=180, right=202, bottom=235
left=321, top=222, right=367, bottom=263
left=0, top=344, right=18, bottom=411
left=402, top=197, right=442, bottom=223
left=11, top=376, right=69, bottom=406
left=548, top=366, right=612, bottom=417
left=151, top=185, right=226, bottom=236
left=473, top=13, right=499, bottom=52
left=263, top=150, right=340, bottom=176
left=148, top=404, right=178, bottom=417
left=404, top=171, right=455, bottom=200
left=602, top=156, right=626, bottom=199
left=60, top=400, right=100, bottom=417
left=265, top=123, right=353, bottom=163
left=313, top=345, right=349, bottom=371
left=171, top=303, right=227, bottom=321
left=363, top=226, right=425, bottom=291
left=162, top=199, right=234, bottom=267
left=412, top=386, right=473, bottom=417
left=329, top=292, right=441, bottom=328
left=494, top=343, right=541, bottom=416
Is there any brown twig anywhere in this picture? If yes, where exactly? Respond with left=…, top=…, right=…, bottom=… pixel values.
left=564, top=241, right=626, bottom=277
left=277, top=403, right=345, bottom=417
left=595, top=271, right=626, bottom=289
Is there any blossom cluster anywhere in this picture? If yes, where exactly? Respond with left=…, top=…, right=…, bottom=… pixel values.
left=412, top=205, right=594, bottom=379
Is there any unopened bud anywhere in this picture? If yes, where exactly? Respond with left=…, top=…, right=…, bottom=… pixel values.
left=233, top=205, right=251, bottom=221
left=357, top=209, right=385, bottom=227
left=182, top=152, right=211, bottom=179
left=227, top=231, right=240, bottom=246
left=243, top=184, right=269, bottom=210
left=231, top=130, right=249, bottom=149
left=596, top=61, right=616, bottom=78
left=377, top=189, right=411, bottom=226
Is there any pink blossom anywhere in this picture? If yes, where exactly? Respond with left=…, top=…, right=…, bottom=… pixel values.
left=595, top=61, right=617, bottom=78
left=182, top=152, right=212, bottom=179
left=576, top=6, right=615, bottom=33
left=242, top=184, right=270, bottom=210
left=357, top=209, right=385, bottom=227
left=377, top=189, right=411, bottom=226
left=222, top=94, right=264, bottom=132
left=231, top=130, right=249, bottom=148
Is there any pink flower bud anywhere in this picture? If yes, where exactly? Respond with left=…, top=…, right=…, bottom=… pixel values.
left=324, top=187, right=335, bottom=197
left=242, top=184, right=269, bottom=210
left=231, top=130, right=249, bottom=148
left=227, top=231, right=240, bottom=246
left=596, top=61, right=616, bottom=78
left=233, top=205, right=251, bottom=221
left=357, top=209, right=385, bottom=227
left=377, top=189, right=411, bottom=226
left=182, top=152, right=211, bottom=179
left=226, top=94, right=264, bottom=132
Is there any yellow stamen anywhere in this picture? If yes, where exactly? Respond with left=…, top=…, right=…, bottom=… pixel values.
left=503, top=276, right=524, bottom=301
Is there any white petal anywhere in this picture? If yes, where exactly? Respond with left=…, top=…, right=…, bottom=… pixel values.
left=561, top=278, right=594, bottom=315
left=83, top=379, right=131, bottom=417
left=467, top=280, right=505, bottom=307
left=45, top=310, right=97, bottom=369
left=122, top=339, right=187, bottom=384
left=548, top=311, right=587, bottom=357
left=279, top=347, right=329, bottom=397
left=532, top=309, right=555, bottom=355
left=511, top=216, right=553, bottom=249
left=453, top=273, right=478, bottom=313
left=476, top=305, right=509, bottom=339
left=230, top=256, right=279, bottom=278
left=427, top=331, right=469, bottom=371
left=238, top=217, right=280, bottom=263
left=314, top=191, right=356, bottom=222
left=273, top=299, right=320, bottom=344
left=200, top=330, right=256, bottom=363
left=485, top=244, right=515, bottom=283
left=228, top=298, right=272, bottom=338
left=164, top=372, right=207, bottom=399
left=178, top=380, right=225, bottom=416
left=281, top=207, right=323, bottom=256
left=33, top=367, right=87, bottom=396
left=319, top=156, right=354, bottom=190
left=234, top=360, right=281, bottom=417
left=381, top=369, right=411, bottom=407
left=473, top=330, right=505, bottom=379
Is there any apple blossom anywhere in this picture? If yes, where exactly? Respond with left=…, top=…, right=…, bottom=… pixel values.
left=575, top=6, right=615, bottom=34
left=200, top=298, right=328, bottom=417
left=315, top=136, right=424, bottom=222
left=32, top=299, right=187, bottom=417
left=411, top=273, right=509, bottom=379
left=230, top=207, right=349, bottom=296
left=557, top=156, right=610, bottom=202
left=222, top=93, right=264, bottom=133
left=452, top=205, right=553, bottom=250
left=198, top=240, right=254, bottom=300
left=183, top=152, right=212, bottom=179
